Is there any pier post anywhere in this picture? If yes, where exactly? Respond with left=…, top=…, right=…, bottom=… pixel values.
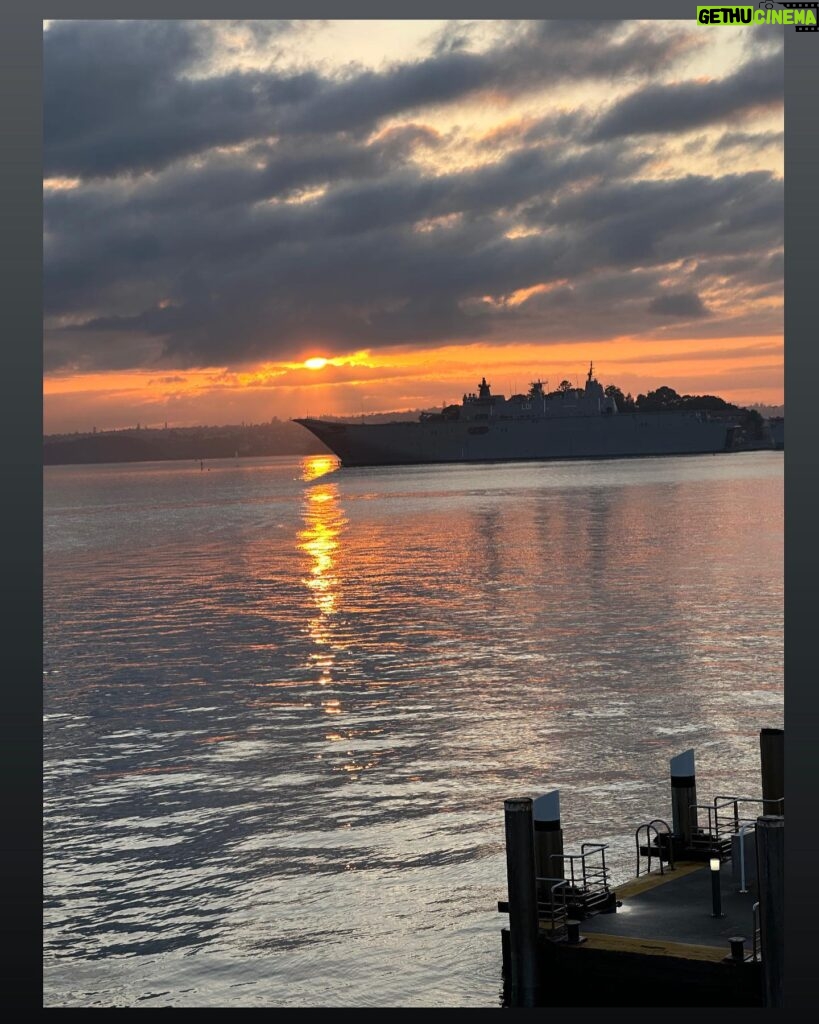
left=759, top=728, right=784, bottom=815
left=504, top=798, right=540, bottom=1007
left=533, top=790, right=564, bottom=887
left=670, top=750, right=698, bottom=849
left=756, top=815, right=784, bottom=1008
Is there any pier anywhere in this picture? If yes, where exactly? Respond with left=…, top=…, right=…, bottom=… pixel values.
left=499, top=729, right=784, bottom=1007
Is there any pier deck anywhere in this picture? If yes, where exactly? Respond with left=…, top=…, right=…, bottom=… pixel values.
left=503, top=859, right=764, bottom=1006
left=578, top=860, right=758, bottom=956
left=500, top=735, right=782, bottom=1006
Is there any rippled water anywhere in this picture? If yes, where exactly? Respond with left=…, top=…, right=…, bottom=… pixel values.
left=43, top=452, right=784, bottom=1007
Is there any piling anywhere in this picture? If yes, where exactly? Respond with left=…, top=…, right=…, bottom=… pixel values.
left=670, top=749, right=698, bottom=848
left=533, top=790, right=564, bottom=886
left=755, top=815, right=784, bottom=1008
left=759, top=728, right=784, bottom=815
left=503, top=797, right=539, bottom=1006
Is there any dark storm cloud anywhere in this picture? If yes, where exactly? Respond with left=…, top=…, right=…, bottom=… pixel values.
left=522, top=172, right=783, bottom=272
left=647, top=292, right=710, bottom=318
left=43, top=136, right=649, bottom=322
left=44, top=20, right=325, bottom=178
left=274, top=21, right=678, bottom=137
left=43, top=21, right=784, bottom=373
left=590, top=49, right=784, bottom=140
left=44, top=164, right=782, bottom=370
left=44, top=20, right=691, bottom=180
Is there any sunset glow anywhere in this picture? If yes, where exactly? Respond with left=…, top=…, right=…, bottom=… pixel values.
left=43, top=19, right=784, bottom=434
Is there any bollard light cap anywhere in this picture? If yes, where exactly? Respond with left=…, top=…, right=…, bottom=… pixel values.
left=532, top=790, right=560, bottom=823
left=670, top=749, right=695, bottom=778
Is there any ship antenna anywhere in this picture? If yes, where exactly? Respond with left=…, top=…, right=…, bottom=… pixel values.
left=588, top=361, right=594, bottom=382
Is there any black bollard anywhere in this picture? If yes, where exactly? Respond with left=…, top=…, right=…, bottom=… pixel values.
left=670, top=749, right=698, bottom=848
left=756, top=815, right=784, bottom=1008
left=504, top=798, right=539, bottom=1007
left=759, top=728, right=784, bottom=816
left=709, top=857, right=724, bottom=918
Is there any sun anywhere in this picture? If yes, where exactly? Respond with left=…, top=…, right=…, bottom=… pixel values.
left=304, top=357, right=328, bottom=370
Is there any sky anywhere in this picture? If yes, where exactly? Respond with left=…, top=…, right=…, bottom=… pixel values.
left=43, top=19, right=784, bottom=433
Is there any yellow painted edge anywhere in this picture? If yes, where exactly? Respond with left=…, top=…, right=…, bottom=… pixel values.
left=614, top=861, right=705, bottom=899
left=573, top=931, right=730, bottom=963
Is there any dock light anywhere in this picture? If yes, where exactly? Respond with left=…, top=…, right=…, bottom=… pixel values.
left=710, top=857, right=724, bottom=918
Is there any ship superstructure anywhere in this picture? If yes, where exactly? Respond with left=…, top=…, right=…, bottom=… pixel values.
left=295, top=364, right=739, bottom=467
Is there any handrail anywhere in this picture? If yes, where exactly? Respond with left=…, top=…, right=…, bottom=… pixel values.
left=546, top=844, right=611, bottom=915
left=535, top=876, right=569, bottom=937
left=634, top=818, right=673, bottom=877
left=713, top=795, right=784, bottom=828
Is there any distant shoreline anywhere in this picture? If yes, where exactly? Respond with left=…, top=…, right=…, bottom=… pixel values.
left=43, top=407, right=784, bottom=467
left=42, top=411, right=437, bottom=466
left=43, top=421, right=330, bottom=466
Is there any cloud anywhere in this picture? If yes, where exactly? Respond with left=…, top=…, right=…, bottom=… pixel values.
left=43, top=21, right=783, bottom=376
left=647, top=292, right=710, bottom=318
left=44, top=20, right=324, bottom=178
left=44, top=20, right=696, bottom=180
left=44, top=164, right=783, bottom=370
left=713, top=129, right=784, bottom=153
left=589, top=49, right=783, bottom=141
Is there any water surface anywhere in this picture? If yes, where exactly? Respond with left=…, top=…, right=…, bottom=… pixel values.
left=43, top=452, right=784, bottom=1006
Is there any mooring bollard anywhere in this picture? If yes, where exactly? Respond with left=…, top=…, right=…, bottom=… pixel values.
left=729, top=936, right=746, bottom=963
left=670, top=749, right=698, bottom=848
left=759, top=728, right=784, bottom=815
left=504, top=797, right=540, bottom=1007
left=533, top=790, right=564, bottom=888
left=756, top=814, right=784, bottom=1008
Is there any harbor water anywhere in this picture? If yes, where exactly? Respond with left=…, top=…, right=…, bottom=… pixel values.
left=43, top=451, right=784, bottom=1007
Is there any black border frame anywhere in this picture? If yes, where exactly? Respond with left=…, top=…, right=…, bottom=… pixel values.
left=7, top=0, right=813, bottom=1009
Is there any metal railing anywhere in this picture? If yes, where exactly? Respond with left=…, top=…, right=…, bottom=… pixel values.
left=535, top=876, right=569, bottom=940
left=688, top=795, right=784, bottom=857
left=548, top=844, right=612, bottom=914
left=635, top=818, right=674, bottom=878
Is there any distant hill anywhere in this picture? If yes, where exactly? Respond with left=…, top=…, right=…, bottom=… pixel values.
left=43, top=420, right=330, bottom=465
left=44, top=409, right=453, bottom=466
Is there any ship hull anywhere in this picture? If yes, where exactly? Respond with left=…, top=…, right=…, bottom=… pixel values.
left=295, top=413, right=736, bottom=468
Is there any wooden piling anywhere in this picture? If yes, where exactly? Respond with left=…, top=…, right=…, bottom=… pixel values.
left=756, top=815, right=784, bottom=1008
left=670, top=750, right=698, bottom=848
left=504, top=797, right=540, bottom=1007
left=759, top=728, right=784, bottom=815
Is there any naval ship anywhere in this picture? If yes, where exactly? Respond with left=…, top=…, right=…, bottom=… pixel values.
left=294, top=364, right=739, bottom=468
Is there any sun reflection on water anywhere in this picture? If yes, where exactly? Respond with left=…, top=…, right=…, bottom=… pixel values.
left=301, top=454, right=339, bottom=482
left=297, top=464, right=348, bottom=687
